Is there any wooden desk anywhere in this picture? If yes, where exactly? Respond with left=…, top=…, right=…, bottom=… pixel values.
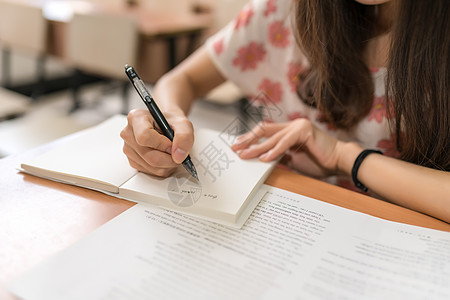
left=1, top=144, right=449, bottom=300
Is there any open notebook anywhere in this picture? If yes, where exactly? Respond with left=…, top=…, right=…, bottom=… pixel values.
left=20, top=115, right=276, bottom=228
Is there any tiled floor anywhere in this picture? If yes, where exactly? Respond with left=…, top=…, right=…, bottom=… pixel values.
left=0, top=81, right=241, bottom=158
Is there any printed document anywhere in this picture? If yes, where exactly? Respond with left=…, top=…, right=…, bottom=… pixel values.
left=10, top=186, right=450, bottom=299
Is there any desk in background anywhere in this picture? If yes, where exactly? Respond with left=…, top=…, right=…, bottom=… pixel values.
left=1, top=140, right=449, bottom=300
left=1, top=0, right=212, bottom=94
left=42, top=0, right=213, bottom=82
left=48, top=1, right=212, bottom=113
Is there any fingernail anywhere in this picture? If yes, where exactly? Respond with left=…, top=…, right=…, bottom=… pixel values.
left=259, top=150, right=272, bottom=161
left=234, top=135, right=246, bottom=145
left=238, top=149, right=249, bottom=158
left=173, top=148, right=187, bottom=163
left=231, top=143, right=242, bottom=151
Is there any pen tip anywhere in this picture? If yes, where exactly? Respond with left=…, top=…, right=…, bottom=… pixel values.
left=191, top=169, right=199, bottom=182
left=193, top=172, right=199, bottom=182
left=182, top=158, right=199, bottom=182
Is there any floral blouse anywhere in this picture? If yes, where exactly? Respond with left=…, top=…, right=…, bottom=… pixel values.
left=205, top=0, right=398, bottom=192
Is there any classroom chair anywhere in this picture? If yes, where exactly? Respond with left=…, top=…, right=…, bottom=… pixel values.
left=0, top=0, right=47, bottom=99
left=66, top=12, right=138, bottom=114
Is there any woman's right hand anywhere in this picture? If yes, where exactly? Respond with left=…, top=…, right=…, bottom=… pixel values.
left=120, top=108, right=194, bottom=177
left=119, top=45, right=226, bottom=177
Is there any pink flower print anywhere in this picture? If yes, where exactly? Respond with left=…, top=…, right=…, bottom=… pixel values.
left=234, top=4, right=254, bottom=30
left=268, top=21, right=290, bottom=48
left=377, top=134, right=400, bottom=158
left=368, top=95, right=387, bottom=123
left=287, top=62, right=304, bottom=92
left=264, top=0, right=277, bottom=16
left=232, top=42, right=266, bottom=71
left=287, top=111, right=308, bottom=121
left=369, top=67, right=380, bottom=73
left=246, top=93, right=256, bottom=102
left=213, top=38, right=224, bottom=55
left=258, top=78, right=283, bottom=103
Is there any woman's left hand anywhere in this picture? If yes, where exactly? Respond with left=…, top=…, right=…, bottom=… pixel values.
left=231, top=119, right=348, bottom=178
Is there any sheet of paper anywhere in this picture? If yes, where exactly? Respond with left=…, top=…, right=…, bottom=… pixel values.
left=9, top=186, right=450, bottom=300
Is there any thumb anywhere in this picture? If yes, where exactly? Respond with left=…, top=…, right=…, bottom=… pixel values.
left=170, top=117, right=194, bottom=164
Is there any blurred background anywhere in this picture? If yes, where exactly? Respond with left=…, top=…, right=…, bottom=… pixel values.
left=0, top=0, right=249, bottom=158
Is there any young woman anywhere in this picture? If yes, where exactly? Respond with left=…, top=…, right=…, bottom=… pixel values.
left=120, top=0, right=450, bottom=222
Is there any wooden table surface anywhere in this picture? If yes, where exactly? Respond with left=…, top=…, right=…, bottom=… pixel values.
left=1, top=144, right=449, bottom=300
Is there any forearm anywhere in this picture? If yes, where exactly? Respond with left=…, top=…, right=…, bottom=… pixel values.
left=153, top=45, right=226, bottom=116
left=338, top=142, right=450, bottom=223
left=153, top=71, right=197, bottom=115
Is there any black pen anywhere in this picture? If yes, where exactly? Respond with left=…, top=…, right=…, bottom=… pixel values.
left=124, top=64, right=199, bottom=181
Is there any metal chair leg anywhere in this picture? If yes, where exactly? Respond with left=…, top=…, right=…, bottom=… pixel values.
left=1, top=48, right=11, bottom=88
left=121, top=81, right=130, bottom=115
left=70, top=69, right=83, bottom=113
left=31, top=54, right=46, bottom=100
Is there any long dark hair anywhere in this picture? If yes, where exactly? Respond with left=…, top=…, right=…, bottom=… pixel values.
left=295, top=0, right=450, bottom=171
left=387, top=1, right=449, bottom=170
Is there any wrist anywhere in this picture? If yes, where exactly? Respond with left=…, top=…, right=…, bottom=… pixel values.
left=154, top=74, right=195, bottom=115
left=336, top=142, right=364, bottom=176
left=351, top=149, right=383, bottom=192
left=161, top=106, right=185, bottom=118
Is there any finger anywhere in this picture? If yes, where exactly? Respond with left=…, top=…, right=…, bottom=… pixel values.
left=238, top=129, right=286, bottom=159
left=169, top=117, right=195, bottom=164
left=259, top=131, right=305, bottom=161
left=258, top=119, right=313, bottom=161
left=123, top=143, right=177, bottom=177
left=232, top=122, right=286, bottom=151
left=121, top=122, right=175, bottom=168
left=123, top=140, right=178, bottom=169
left=127, top=109, right=173, bottom=154
left=231, top=131, right=260, bottom=152
left=239, top=121, right=309, bottom=161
